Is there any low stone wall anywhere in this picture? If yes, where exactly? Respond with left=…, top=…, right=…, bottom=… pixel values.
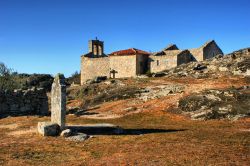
left=0, top=88, right=48, bottom=117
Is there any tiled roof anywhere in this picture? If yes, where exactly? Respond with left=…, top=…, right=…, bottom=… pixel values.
left=109, top=48, right=150, bottom=56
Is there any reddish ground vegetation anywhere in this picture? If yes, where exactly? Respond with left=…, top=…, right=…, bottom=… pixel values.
left=0, top=75, right=249, bottom=165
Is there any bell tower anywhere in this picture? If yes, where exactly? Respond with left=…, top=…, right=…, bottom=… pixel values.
left=88, top=37, right=104, bottom=57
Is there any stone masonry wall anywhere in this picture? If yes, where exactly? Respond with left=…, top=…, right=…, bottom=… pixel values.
left=190, top=42, right=223, bottom=62
left=189, top=48, right=203, bottom=62
left=0, top=88, right=48, bottom=117
left=81, top=57, right=110, bottom=84
left=110, top=55, right=137, bottom=78
left=149, top=55, right=177, bottom=73
left=177, top=51, right=194, bottom=66
left=203, top=42, right=223, bottom=60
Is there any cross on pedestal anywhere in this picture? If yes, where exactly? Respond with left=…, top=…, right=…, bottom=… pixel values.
left=110, top=69, right=118, bottom=78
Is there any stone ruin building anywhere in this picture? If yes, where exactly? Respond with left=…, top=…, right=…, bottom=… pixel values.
left=149, top=44, right=194, bottom=73
left=149, top=40, right=223, bottom=73
left=80, top=39, right=223, bottom=84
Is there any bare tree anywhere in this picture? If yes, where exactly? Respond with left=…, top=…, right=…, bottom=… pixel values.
left=0, top=62, right=11, bottom=76
left=0, top=62, right=17, bottom=90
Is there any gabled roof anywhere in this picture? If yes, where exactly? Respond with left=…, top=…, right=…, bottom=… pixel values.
left=189, top=40, right=216, bottom=51
left=201, top=40, right=215, bottom=48
left=189, top=40, right=222, bottom=54
left=109, top=48, right=150, bottom=56
left=163, top=44, right=179, bottom=51
left=153, top=50, right=189, bottom=56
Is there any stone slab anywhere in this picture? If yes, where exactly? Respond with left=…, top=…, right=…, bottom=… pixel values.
left=37, top=121, right=60, bottom=136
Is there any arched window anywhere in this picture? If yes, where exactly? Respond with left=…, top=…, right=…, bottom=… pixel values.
left=98, top=45, right=103, bottom=55
left=93, top=45, right=97, bottom=55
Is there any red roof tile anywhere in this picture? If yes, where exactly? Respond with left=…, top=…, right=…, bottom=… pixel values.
left=109, top=48, right=150, bottom=56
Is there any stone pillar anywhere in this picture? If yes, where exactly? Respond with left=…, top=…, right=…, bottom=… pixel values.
left=93, top=44, right=97, bottom=56
left=88, top=40, right=93, bottom=53
left=98, top=45, right=103, bottom=55
left=51, top=74, right=66, bottom=129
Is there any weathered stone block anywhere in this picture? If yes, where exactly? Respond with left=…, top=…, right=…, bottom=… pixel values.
left=37, top=122, right=60, bottom=136
left=66, top=133, right=89, bottom=141
left=51, top=74, right=66, bottom=129
left=246, top=69, right=250, bottom=76
left=60, top=129, right=73, bottom=137
left=219, top=67, right=228, bottom=72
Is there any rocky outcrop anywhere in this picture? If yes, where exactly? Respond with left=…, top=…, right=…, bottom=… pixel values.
left=178, top=86, right=250, bottom=120
left=66, top=133, right=89, bottom=141
left=137, top=84, right=185, bottom=102
left=0, top=87, right=48, bottom=117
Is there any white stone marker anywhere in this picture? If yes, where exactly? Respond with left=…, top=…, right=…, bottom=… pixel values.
left=51, top=74, right=66, bottom=129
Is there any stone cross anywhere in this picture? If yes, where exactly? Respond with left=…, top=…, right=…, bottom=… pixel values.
left=110, top=69, right=118, bottom=78
left=51, top=74, right=66, bottom=130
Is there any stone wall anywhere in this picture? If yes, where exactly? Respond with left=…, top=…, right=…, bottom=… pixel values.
left=189, top=48, right=203, bottom=62
left=81, top=54, right=149, bottom=83
left=110, top=55, right=137, bottom=78
left=81, top=57, right=110, bottom=84
left=203, top=42, right=223, bottom=60
left=177, top=51, right=194, bottom=66
left=149, top=54, right=180, bottom=73
left=190, top=41, right=223, bottom=61
left=149, top=51, right=193, bottom=73
left=149, top=55, right=173, bottom=73
left=0, top=88, right=48, bottom=117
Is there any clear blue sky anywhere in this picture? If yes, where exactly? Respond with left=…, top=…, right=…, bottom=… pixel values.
left=0, top=0, right=249, bottom=77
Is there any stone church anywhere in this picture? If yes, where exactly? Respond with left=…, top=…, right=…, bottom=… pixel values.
left=149, top=40, right=223, bottom=73
left=80, top=39, right=223, bottom=85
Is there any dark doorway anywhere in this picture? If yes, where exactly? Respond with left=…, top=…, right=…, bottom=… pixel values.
left=139, top=55, right=149, bottom=74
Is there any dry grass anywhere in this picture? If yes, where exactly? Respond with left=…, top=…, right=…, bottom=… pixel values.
left=0, top=113, right=249, bottom=166
left=0, top=76, right=249, bottom=165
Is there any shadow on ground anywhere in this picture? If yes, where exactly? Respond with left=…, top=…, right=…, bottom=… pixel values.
left=67, top=124, right=187, bottom=135
left=67, top=107, right=100, bottom=116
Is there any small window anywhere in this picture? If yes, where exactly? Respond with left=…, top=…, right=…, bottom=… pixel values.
left=157, top=60, right=159, bottom=66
